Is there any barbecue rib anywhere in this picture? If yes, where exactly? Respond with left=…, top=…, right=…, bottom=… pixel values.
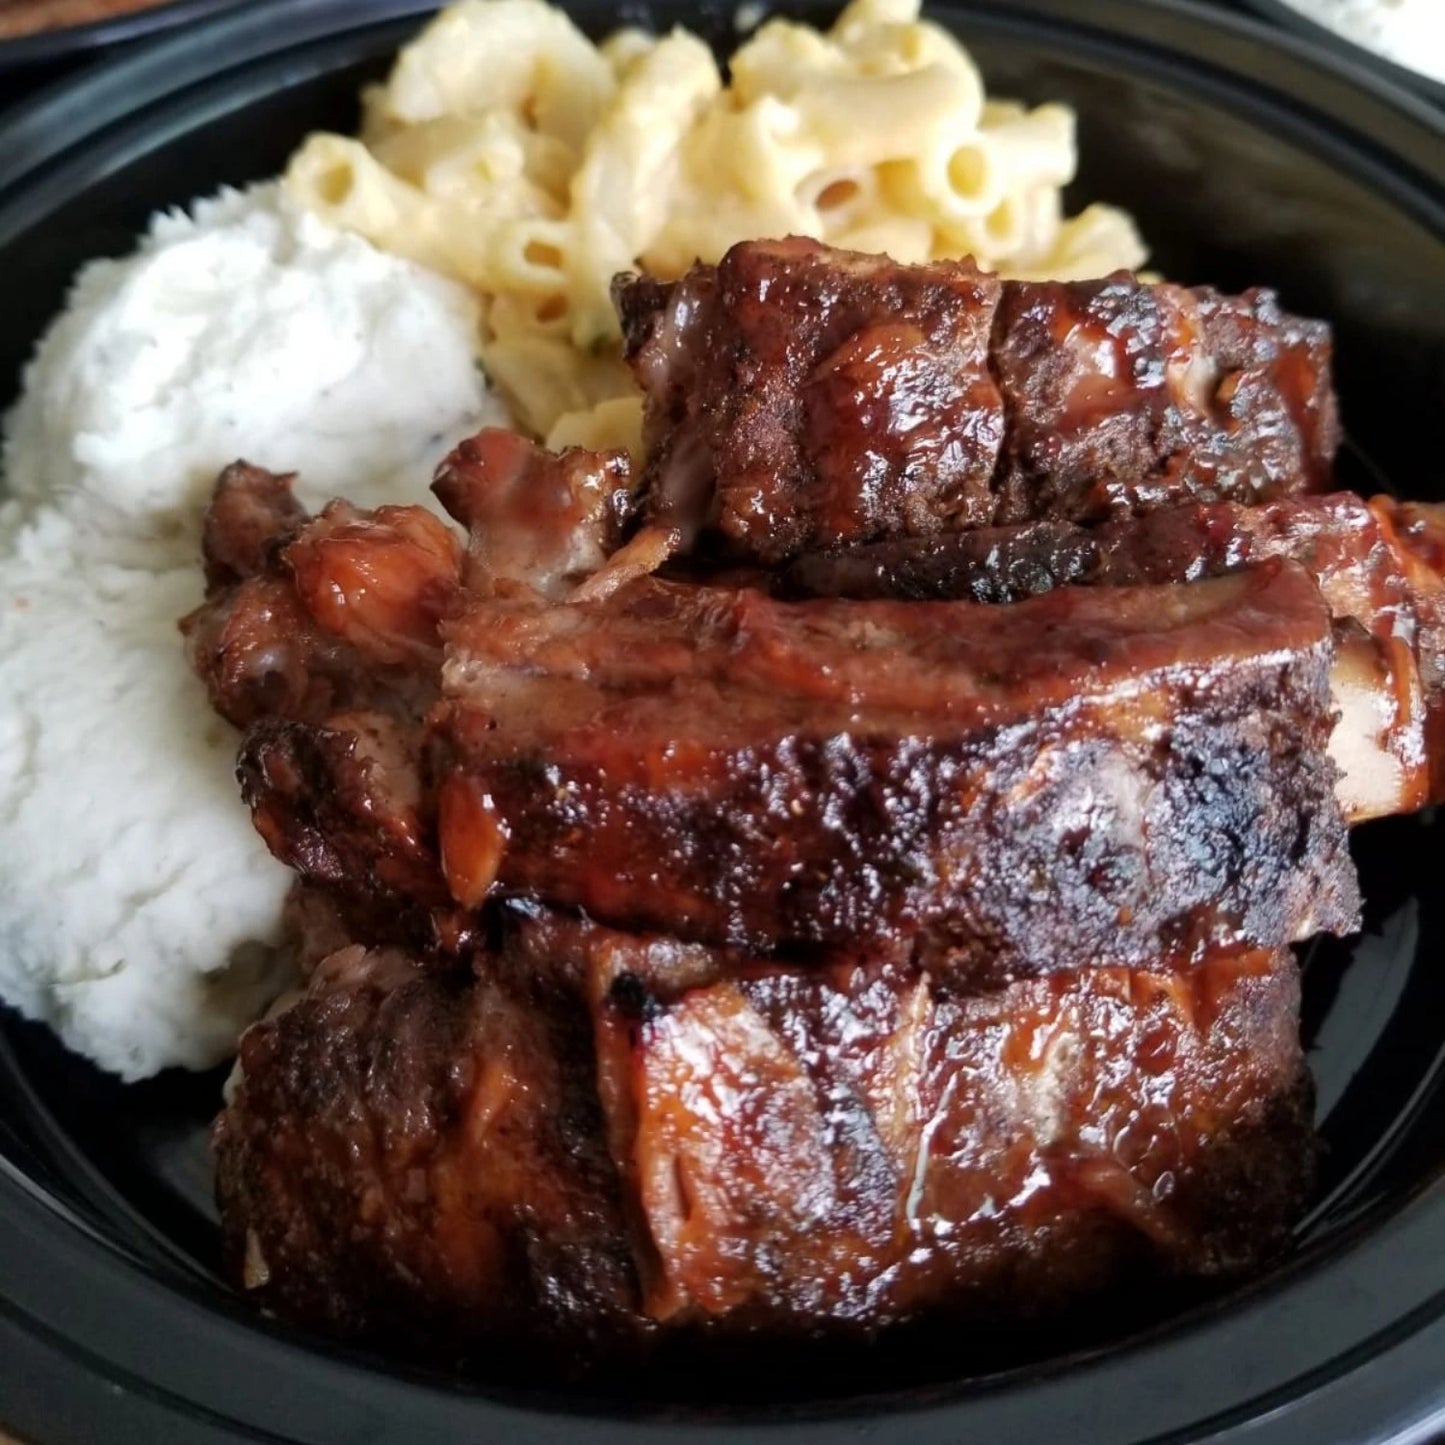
left=192, top=481, right=1360, bottom=984
left=785, top=491, right=1445, bottom=821
left=616, top=238, right=1339, bottom=563
left=433, top=427, right=636, bottom=599
left=429, top=562, right=1356, bottom=976
left=192, top=462, right=1445, bottom=987
left=214, top=933, right=642, bottom=1355
left=217, top=900, right=1314, bottom=1354
left=182, top=466, right=463, bottom=729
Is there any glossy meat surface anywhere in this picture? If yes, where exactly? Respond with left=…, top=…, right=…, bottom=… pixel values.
left=594, top=941, right=1312, bottom=1329
left=786, top=492, right=1444, bottom=820
left=431, top=562, right=1357, bottom=974
left=199, top=460, right=309, bottom=590
left=215, top=938, right=641, bottom=1355
left=182, top=466, right=461, bottom=729
left=989, top=272, right=1338, bottom=523
left=618, top=238, right=1339, bottom=563
left=216, top=903, right=1313, bottom=1351
left=619, top=238, right=1004, bottom=561
left=433, top=428, right=635, bottom=599
left=241, top=710, right=448, bottom=915
left=1373, top=497, right=1445, bottom=796
left=784, top=492, right=1408, bottom=606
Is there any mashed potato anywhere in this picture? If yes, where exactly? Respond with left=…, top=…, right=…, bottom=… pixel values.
left=5, top=185, right=494, bottom=526
left=0, top=184, right=508, bottom=1079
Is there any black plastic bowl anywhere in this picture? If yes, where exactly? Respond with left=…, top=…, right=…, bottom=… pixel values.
left=1237, top=0, right=1445, bottom=113
left=0, top=0, right=243, bottom=80
left=1, top=1, right=1443, bottom=1441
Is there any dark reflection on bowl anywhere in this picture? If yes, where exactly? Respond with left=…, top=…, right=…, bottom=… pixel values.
left=0, top=1, right=1442, bottom=1441
left=0, top=0, right=245, bottom=81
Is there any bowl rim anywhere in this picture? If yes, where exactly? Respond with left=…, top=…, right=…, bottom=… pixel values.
left=0, top=0, right=1442, bottom=1440
left=0, top=0, right=247, bottom=75
left=1235, top=0, right=1445, bottom=111
left=0, top=0, right=1441, bottom=217
left=2, top=1060, right=1445, bottom=1443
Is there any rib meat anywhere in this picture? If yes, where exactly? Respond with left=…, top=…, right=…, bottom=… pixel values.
left=214, top=937, right=642, bottom=1356
left=199, top=460, right=309, bottom=590
left=196, top=467, right=1436, bottom=988
left=433, top=428, right=636, bottom=599
left=1375, top=497, right=1445, bottom=796
left=182, top=465, right=462, bottom=729
left=990, top=269, right=1338, bottom=523
left=592, top=936, right=1312, bottom=1331
left=242, top=710, right=448, bottom=914
left=216, top=901, right=1313, bottom=1352
left=785, top=491, right=1445, bottom=820
left=617, top=238, right=1339, bottom=563
left=427, top=561, right=1357, bottom=977
left=783, top=492, right=1409, bottom=606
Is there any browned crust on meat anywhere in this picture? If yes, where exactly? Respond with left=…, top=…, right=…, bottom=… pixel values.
left=430, top=562, right=1357, bottom=975
left=618, top=239, right=1340, bottom=565
left=216, top=910, right=1314, bottom=1356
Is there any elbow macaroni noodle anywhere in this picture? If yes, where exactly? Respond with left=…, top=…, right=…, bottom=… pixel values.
left=286, top=0, right=1147, bottom=444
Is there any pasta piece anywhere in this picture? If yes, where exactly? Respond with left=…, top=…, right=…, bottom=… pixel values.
left=482, top=335, right=634, bottom=437
left=1007, top=201, right=1150, bottom=281
left=644, top=100, right=815, bottom=276
left=884, top=102, right=1066, bottom=234
left=787, top=68, right=983, bottom=171
left=567, top=31, right=722, bottom=346
left=371, top=113, right=573, bottom=209
left=374, top=0, right=615, bottom=153
left=545, top=394, right=645, bottom=456
left=489, top=217, right=576, bottom=296
left=284, top=136, right=456, bottom=277
left=728, top=19, right=848, bottom=106
left=952, top=190, right=1037, bottom=262
left=487, top=289, right=573, bottom=343
left=828, top=213, right=935, bottom=264
left=978, top=102, right=1075, bottom=194
left=832, top=0, right=927, bottom=34
left=358, top=83, right=400, bottom=149
left=832, top=0, right=987, bottom=96
left=600, top=26, right=656, bottom=79
left=839, top=17, right=981, bottom=83
left=797, top=164, right=883, bottom=236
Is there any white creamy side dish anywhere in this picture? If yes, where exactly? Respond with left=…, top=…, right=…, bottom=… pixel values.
left=0, top=184, right=506, bottom=1079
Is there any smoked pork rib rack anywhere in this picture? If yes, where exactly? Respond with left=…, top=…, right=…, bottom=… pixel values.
left=182, top=239, right=1441, bottom=1362
left=216, top=898, right=1314, bottom=1354
left=616, top=238, right=1340, bottom=564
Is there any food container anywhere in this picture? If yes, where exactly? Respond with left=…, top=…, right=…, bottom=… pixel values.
left=0, top=0, right=1442, bottom=1440
left=0, top=0, right=242, bottom=88
left=1236, top=0, right=1445, bottom=112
